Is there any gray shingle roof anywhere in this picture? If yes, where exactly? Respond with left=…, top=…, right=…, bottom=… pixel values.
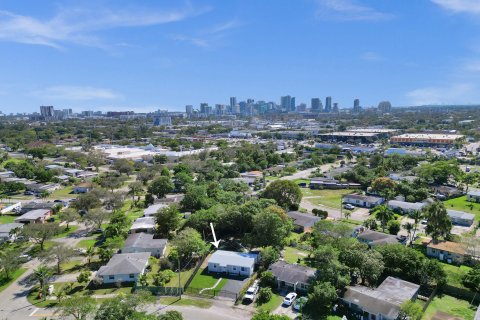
left=124, top=232, right=167, bottom=250
left=447, top=209, right=475, bottom=221
left=0, top=223, right=23, bottom=234
left=97, top=252, right=150, bottom=276
left=287, top=211, right=321, bottom=228
left=388, top=200, right=426, bottom=211
left=269, top=261, right=316, bottom=285
left=15, top=209, right=50, bottom=221
left=143, top=203, right=169, bottom=217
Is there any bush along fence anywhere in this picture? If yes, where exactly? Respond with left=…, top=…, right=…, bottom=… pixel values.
left=184, top=286, right=238, bottom=300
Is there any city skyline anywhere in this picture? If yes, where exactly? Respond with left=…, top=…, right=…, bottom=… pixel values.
left=1, top=0, right=480, bottom=113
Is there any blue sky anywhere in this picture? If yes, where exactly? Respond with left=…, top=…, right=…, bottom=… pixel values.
left=1, top=0, right=480, bottom=113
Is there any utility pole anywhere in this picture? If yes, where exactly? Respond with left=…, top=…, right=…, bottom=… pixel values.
left=178, top=258, right=182, bottom=299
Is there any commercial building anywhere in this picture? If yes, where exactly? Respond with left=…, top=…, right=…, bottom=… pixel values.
left=325, top=96, right=332, bottom=112
left=318, top=131, right=382, bottom=143
left=390, top=133, right=465, bottom=146
left=311, top=98, right=323, bottom=112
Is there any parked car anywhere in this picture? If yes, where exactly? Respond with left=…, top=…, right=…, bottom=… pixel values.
left=19, top=254, right=32, bottom=262
left=243, top=281, right=259, bottom=303
left=23, top=191, right=34, bottom=196
left=343, top=204, right=355, bottom=210
left=293, top=297, right=308, bottom=311
left=283, top=292, right=297, bottom=306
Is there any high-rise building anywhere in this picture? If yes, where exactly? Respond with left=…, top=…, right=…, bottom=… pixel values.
left=325, top=97, right=332, bottom=113
left=311, top=98, right=323, bottom=112
left=153, top=110, right=172, bottom=127
left=333, top=103, right=339, bottom=113
left=200, top=103, right=208, bottom=114
left=247, top=98, right=254, bottom=104
left=230, top=97, right=237, bottom=110
left=378, top=101, right=392, bottom=113
left=297, top=103, right=307, bottom=112
left=215, top=104, right=226, bottom=115
left=281, top=95, right=296, bottom=111
left=353, top=99, right=361, bottom=113
left=185, top=105, right=193, bottom=115
left=40, top=106, right=54, bottom=119
left=290, top=97, right=296, bottom=111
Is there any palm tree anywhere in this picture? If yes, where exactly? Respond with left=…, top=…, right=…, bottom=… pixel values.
left=374, top=205, right=394, bottom=232
left=127, top=182, right=143, bottom=207
left=403, top=222, right=414, bottom=245
left=344, top=210, right=352, bottom=220
left=33, top=265, right=52, bottom=300
left=409, top=210, right=423, bottom=246
left=85, top=247, right=96, bottom=265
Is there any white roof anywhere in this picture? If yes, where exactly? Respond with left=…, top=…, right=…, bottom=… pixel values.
left=143, top=203, right=168, bottom=216
left=208, top=250, right=257, bottom=267
left=130, top=217, right=156, bottom=230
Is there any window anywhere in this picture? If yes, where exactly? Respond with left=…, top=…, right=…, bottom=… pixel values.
left=109, top=275, right=114, bottom=280
left=233, top=267, right=236, bottom=271
left=241, top=267, right=245, bottom=271
left=129, top=274, right=135, bottom=278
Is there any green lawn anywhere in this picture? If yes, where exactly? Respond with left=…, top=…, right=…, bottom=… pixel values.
left=48, top=186, right=74, bottom=199
left=0, top=268, right=27, bottom=293
left=0, top=214, right=16, bottom=224
left=423, top=294, right=476, bottom=320
left=283, top=246, right=310, bottom=265
left=76, top=236, right=103, bottom=249
left=303, top=189, right=357, bottom=209
left=443, top=196, right=480, bottom=221
left=188, top=267, right=227, bottom=291
left=442, top=263, right=471, bottom=289
left=53, top=225, right=79, bottom=239
left=161, top=296, right=212, bottom=308
left=256, top=293, right=284, bottom=313
left=165, top=268, right=195, bottom=287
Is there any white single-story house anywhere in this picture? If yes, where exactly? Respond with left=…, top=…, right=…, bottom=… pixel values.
left=447, top=209, right=475, bottom=227
left=207, top=250, right=258, bottom=277
left=14, top=209, right=51, bottom=224
left=387, top=200, right=427, bottom=214
left=343, top=194, right=384, bottom=208
left=467, top=190, right=480, bottom=203
left=122, top=233, right=167, bottom=258
left=0, top=223, right=23, bottom=242
left=97, top=252, right=150, bottom=284
left=143, top=203, right=169, bottom=217
left=426, top=241, right=466, bottom=264
left=129, top=217, right=156, bottom=234
left=269, top=261, right=316, bottom=293
left=64, top=169, right=85, bottom=177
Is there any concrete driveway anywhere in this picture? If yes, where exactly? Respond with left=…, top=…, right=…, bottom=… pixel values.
left=219, top=278, right=249, bottom=299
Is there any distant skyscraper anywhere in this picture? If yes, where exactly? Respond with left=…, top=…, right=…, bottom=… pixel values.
left=290, top=97, right=296, bottom=111
left=378, top=101, right=392, bottom=113
left=332, top=103, right=339, bottom=113
left=40, top=106, right=54, bottom=119
left=311, top=98, right=323, bottom=112
left=200, top=103, right=208, bottom=114
left=154, top=110, right=172, bottom=126
left=185, top=105, right=193, bottom=115
left=297, top=103, right=307, bottom=112
left=325, top=97, right=332, bottom=113
left=247, top=98, right=254, bottom=104
left=353, top=99, right=361, bottom=113
left=230, top=97, right=237, bottom=110
left=281, top=96, right=290, bottom=111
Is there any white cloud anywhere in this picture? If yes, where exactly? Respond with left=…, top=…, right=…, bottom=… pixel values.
left=172, top=19, right=242, bottom=48
left=0, top=4, right=209, bottom=49
left=360, top=51, right=385, bottom=61
left=406, top=83, right=475, bottom=105
left=431, top=0, right=480, bottom=14
left=315, top=0, right=392, bottom=21
left=207, top=20, right=241, bottom=34
left=32, top=85, right=121, bottom=101
left=171, top=34, right=209, bottom=48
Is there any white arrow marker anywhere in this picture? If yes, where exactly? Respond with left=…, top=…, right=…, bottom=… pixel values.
left=210, top=222, right=221, bottom=248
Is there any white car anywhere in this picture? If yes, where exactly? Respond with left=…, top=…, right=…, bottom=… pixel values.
left=283, top=292, right=297, bottom=306
left=343, top=204, right=355, bottom=210
left=243, top=284, right=259, bottom=302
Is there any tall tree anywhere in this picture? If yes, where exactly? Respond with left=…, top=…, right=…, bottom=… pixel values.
left=41, top=243, right=76, bottom=274
left=371, top=177, right=397, bottom=200
left=127, top=181, right=143, bottom=206
left=22, top=223, right=61, bottom=250
left=248, top=207, right=292, bottom=248
left=0, top=248, right=21, bottom=279
left=261, top=180, right=302, bottom=210
left=373, top=205, right=394, bottom=232
left=58, top=208, right=80, bottom=230
left=148, top=176, right=174, bottom=199
left=83, top=208, right=111, bottom=230
left=56, top=296, right=97, bottom=320
left=423, top=202, right=452, bottom=242
left=155, top=205, right=181, bottom=238
left=172, top=228, right=208, bottom=263
left=33, top=265, right=53, bottom=300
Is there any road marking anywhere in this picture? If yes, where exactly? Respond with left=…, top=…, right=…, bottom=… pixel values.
left=29, top=308, right=39, bottom=317
left=29, top=307, right=55, bottom=317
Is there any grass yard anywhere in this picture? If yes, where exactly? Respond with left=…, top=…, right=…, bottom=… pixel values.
left=443, top=196, right=480, bottom=221
left=303, top=189, right=356, bottom=209
left=165, top=268, right=195, bottom=287
left=188, top=268, right=227, bottom=291
left=423, top=294, right=476, bottom=320
left=76, top=237, right=102, bottom=249
left=0, top=268, right=27, bottom=293
left=0, top=213, right=16, bottom=224
left=48, top=186, right=74, bottom=199
left=442, top=263, right=471, bottom=289
left=256, top=293, right=284, bottom=313
left=161, top=296, right=212, bottom=308
left=283, top=246, right=310, bottom=265
left=53, top=225, right=79, bottom=239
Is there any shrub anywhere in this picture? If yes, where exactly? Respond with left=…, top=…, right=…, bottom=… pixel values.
left=387, top=220, right=401, bottom=235
left=256, top=287, right=273, bottom=305
left=259, top=271, right=276, bottom=288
